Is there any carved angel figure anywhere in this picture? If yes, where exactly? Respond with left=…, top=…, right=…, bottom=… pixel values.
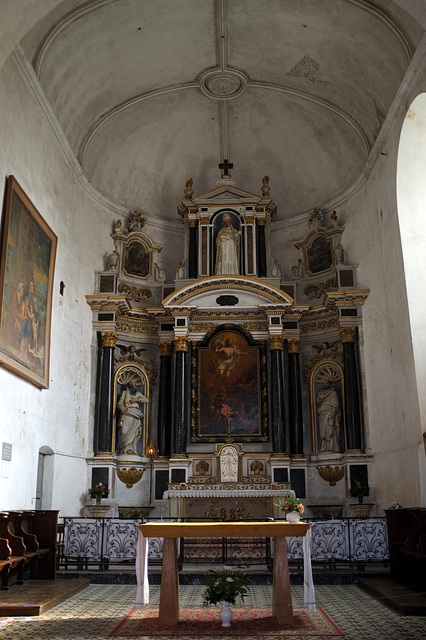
left=311, top=340, right=339, bottom=360
left=117, top=344, right=146, bottom=361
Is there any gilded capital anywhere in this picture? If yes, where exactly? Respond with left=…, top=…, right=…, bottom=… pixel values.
left=200, top=215, right=210, bottom=225
left=287, top=338, right=300, bottom=354
left=158, top=341, right=172, bottom=356
left=188, top=219, right=198, bottom=229
left=174, top=336, right=189, bottom=352
left=244, top=215, right=255, bottom=224
left=269, top=335, right=283, bottom=350
left=339, top=326, right=357, bottom=343
left=101, top=331, right=117, bottom=348
left=257, top=217, right=266, bottom=227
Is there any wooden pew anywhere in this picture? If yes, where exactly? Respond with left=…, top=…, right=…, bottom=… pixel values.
left=0, top=536, right=12, bottom=590
left=23, top=510, right=59, bottom=579
left=5, top=511, right=39, bottom=582
left=0, top=512, right=26, bottom=589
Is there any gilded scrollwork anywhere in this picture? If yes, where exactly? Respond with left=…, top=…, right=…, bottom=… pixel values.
left=304, top=277, right=337, bottom=300
left=115, top=321, right=158, bottom=335
left=118, top=283, right=152, bottom=302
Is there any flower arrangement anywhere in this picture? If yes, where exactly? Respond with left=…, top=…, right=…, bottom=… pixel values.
left=203, top=565, right=251, bottom=606
left=349, top=480, right=369, bottom=503
left=276, top=493, right=305, bottom=514
left=89, top=482, right=109, bottom=503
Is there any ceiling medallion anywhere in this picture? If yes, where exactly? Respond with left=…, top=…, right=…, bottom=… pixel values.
left=198, top=69, right=248, bottom=101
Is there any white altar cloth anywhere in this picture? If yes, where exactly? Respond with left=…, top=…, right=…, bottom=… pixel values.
left=135, top=520, right=315, bottom=612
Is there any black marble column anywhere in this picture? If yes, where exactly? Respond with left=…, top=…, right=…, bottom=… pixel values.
left=287, top=339, right=304, bottom=456
left=188, top=219, right=198, bottom=279
left=269, top=336, right=286, bottom=453
left=157, top=341, right=173, bottom=457
left=173, top=336, right=189, bottom=455
left=95, top=331, right=117, bottom=455
left=257, top=218, right=267, bottom=278
left=340, top=326, right=364, bottom=451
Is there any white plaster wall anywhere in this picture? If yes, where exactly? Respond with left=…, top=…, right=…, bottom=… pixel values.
left=270, top=83, right=426, bottom=515
left=396, top=92, right=426, bottom=505
left=0, top=50, right=115, bottom=516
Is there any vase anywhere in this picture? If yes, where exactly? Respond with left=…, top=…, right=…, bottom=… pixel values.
left=220, top=601, right=232, bottom=627
left=350, top=503, right=373, bottom=518
left=358, top=495, right=363, bottom=504
left=286, top=511, right=301, bottom=523
left=87, top=505, right=109, bottom=518
left=96, top=495, right=102, bottom=505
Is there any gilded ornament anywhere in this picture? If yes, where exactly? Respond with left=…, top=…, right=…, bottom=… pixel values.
left=158, top=341, right=172, bottom=356
left=317, top=465, right=345, bottom=486
left=174, top=336, right=189, bottom=352
left=268, top=335, right=283, bottom=350
left=287, top=338, right=300, bottom=354
left=188, top=219, right=197, bottom=228
left=249, top=460, right=264, bottom=475
left=118, top=283, right=152, bottom=302
left=244, top=215, right=255, bottom=224
left=101, top=331, right=117, bottom=348
left=257, top=217, right=266, bottom=227
left=116, top=467, right=144, bottom=488
left=200, top=215, right=210, bottom=225
left=339, top=326, right=357, bottom=343
left=195, top=460, right=210, bottom=476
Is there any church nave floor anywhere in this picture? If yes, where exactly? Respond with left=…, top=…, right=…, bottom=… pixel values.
left=1, top=583, right=426, bottom=639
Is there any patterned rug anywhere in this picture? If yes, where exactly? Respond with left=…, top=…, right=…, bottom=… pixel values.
left=109, top=606, right=344, bottom=637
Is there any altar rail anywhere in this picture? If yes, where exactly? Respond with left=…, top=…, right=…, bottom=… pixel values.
left=58, top=517, right=388, bottom=572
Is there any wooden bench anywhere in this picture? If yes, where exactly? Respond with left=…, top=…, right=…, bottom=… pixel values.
left=0, top=512, right=26, bottom=589
left=0, top=510, right=59, bottom=588
left=0, top=536, right=12, bottom=590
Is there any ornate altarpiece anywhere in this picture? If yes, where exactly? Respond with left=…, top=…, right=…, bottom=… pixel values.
left=86, top=176, right=371, bottom=520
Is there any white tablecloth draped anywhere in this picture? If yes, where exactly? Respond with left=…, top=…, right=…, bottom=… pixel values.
left=135, top=530, right=149, bottom=609
left=135, top=524, right=316, bottom=611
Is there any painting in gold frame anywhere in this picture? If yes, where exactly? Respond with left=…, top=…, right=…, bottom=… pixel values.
left=0, top=176, right=57, bottom=388
left=192, top=328, right=267, bottom=443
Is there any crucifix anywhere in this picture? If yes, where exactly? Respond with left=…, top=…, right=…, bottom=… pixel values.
left=219, top=159, right=233, bottom=177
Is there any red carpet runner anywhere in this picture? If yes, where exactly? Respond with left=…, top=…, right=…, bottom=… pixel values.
left=109, top=606, right=344, bottom=637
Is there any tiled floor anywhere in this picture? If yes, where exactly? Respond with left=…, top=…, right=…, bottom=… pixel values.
left=1, top=583, right=426, bottom=639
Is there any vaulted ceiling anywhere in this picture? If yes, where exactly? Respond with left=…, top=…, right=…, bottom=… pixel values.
left=20, top=0, right=423, bottom=224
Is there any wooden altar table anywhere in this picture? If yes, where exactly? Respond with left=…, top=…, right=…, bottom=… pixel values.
left=139, top=520, right=309, bottom=626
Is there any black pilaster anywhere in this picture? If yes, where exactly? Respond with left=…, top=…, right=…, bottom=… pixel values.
left=269, top=336, right=286, bottom=453
left=95, top=331, right=117, bottom=455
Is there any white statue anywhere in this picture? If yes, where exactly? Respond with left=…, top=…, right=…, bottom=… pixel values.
left=117, top=380, right=148, bottom=455
left=215, top=213, right=240, bottom=275
left=317, top=380, right=341, bottom=453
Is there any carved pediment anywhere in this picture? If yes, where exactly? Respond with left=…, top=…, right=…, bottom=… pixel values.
left=162, top=276, right=293, bottom=313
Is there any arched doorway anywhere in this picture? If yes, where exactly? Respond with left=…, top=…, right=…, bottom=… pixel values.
left=35, top=446, right=54, bottom=509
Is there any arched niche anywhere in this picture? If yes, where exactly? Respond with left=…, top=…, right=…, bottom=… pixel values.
left=310, top=362, right=345, bottom=455
left=113, top=364, right=149, bottom=456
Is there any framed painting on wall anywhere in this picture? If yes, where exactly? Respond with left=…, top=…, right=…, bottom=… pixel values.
left=0, top=176, right=57, bottom=388
left=192, top=328, right=268, bottom=443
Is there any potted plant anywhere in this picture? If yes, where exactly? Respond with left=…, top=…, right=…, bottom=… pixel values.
left=88, top=482, right=109, bottom=505
left=276, top=494, right=305, bottom=522
left=203, top=565, right=251, bottom=627
left=349, top=480, right=369, bottom=504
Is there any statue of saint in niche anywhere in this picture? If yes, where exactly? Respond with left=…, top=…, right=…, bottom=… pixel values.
left=316, top=380, right=341, bottom=453
left=116, top=379, right=148, bottom=455
left=215, top=213, right=240, bottom=275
